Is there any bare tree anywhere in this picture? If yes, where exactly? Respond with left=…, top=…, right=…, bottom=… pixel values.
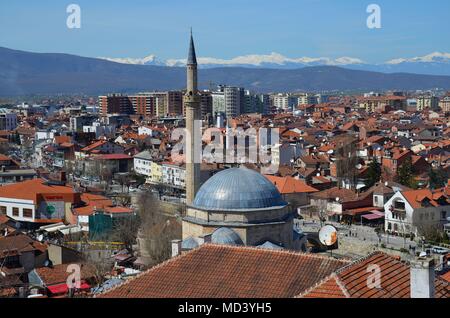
left=136, top=193, right=181, bottom=266
left=114, top=194, right=131, bottom=207
left=112, top=215, right=140, bottom=251
left=417, top=224, right=449, bottom=244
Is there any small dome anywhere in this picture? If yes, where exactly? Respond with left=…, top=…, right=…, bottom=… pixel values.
left=192, top=167, right=287, bottom=211
left=181, top=236, right=199, bottom=250
left=257, top=241, right=284, bottom=250
left=211, top=227, right=244, bottom=246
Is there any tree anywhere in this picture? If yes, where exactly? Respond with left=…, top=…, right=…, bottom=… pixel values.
left=428, top=167, right=448, bottom=190
left=396, top=158, right=417, bottom=188
left=136, top=192, right=181, bottom=266
left=417, top=224, right=449, bottom=244
left=113, top=214, right=140, bottom=251
left=365, top=159, right=381, bottom=188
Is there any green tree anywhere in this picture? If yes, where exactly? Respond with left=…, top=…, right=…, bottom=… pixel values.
left=365, top=159, right=381, bottom=188
left=396, top=158, right=416, bottom=188
left=428, top=167, right=448, bottom=190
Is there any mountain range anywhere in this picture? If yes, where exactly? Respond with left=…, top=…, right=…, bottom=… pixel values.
left=1, top=47, right=450, bottom=96
left=99, top=52, right=450, bottom=76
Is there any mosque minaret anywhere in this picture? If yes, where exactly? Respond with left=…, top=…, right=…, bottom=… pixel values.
left=185, top=29, right=202, bottom=205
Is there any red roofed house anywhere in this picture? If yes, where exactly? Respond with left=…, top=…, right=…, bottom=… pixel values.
left=78, top=140, right=125, bottom=158
left=0, top=179, right=80, bottom=225
left=0, top=154, right=20, bottom=169
left=70, top=193, right=133, bottom=233
left=264, top=175, right=318, bottom=207
left=90, top=153, right=133, bottom=174
left=28, top=263, right=97, bottom=298
left=384, top=188, right=450, bottom=236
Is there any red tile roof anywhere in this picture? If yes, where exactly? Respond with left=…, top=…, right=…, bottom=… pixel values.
left=441, top=271, right=450, bottom=283
left=81, top=140, right=107, bottom=152
left=299, top=252, right=449, bottom=298
left=402, top=189, right=448, bottom=209
left=35, top=263, right=96, bottom=286
left=0, top=179, right=77, bottom=203
left=264, top=175, right=318, bottom=194
left=97, top=244, right=349, bottom=298
left=54, top=136, right=71, bottom=145
left=104, top=206, right=133, bottom=214
left=0, top=234, right=47, bottom=258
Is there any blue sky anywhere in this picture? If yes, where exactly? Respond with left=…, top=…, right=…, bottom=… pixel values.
left=0, top=0, right=449, bottom=63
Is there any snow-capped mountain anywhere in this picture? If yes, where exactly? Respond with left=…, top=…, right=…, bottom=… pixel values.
left=386, top=52, right=450, bottom=64
left=165, top=53, right=366, bottom=68
left=98, top=52, right=366, bottom=69
left=98, top=54, right=166, bottom=66
left=97, top=52, right=450, bottom=75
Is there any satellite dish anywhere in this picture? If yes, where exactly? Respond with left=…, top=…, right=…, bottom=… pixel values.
left=37, top=234, right=44, bottom=242
left=356, top=164, right=362, bottom=170
left=319, top=225, right=338, bottom=247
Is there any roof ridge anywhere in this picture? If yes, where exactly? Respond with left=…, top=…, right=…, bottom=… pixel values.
left=202, top=243, right=351, bottom=263
left=95, top=246, right=195, bottom=297
left=295, top=272, right=350, bottom=298
left=334, top=273, right=351, bottom=298
left=334, top=250, right=390, bottom=275
left=96, top=243, right=350, bottom=297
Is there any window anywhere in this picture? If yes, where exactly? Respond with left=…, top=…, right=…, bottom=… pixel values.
left=23, top=208, right=33, bottom=218
left=442, top=211, right=447, bottom=220
left=12, top=207, right=19, bottom=217
left=0, top=206, right=6, bottom=215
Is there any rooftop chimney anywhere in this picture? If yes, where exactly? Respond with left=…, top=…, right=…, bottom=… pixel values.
left=410, top=256, right=435, bottom=298
left=171, top=239, right=182, bottom=257
left=198, top=233, right=212, bottom=245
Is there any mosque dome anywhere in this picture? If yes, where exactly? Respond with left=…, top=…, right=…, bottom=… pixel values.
left=211, top=227, right=244, bottom=246
left=191, top=168, right=287, bottom=211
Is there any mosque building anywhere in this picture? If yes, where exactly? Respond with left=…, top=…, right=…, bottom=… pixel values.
left=181, top=32, right=306, bottom=252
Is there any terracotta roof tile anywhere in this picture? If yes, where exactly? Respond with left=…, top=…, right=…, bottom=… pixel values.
left=97, top=244, right=349, bottom=298
left=0, top=179, right=76, bottom=202
left=299, top=252, right=450, bottom=298
left=35, top=263, right=96, bottom=286
left=264, top=175, right=319, bottom=194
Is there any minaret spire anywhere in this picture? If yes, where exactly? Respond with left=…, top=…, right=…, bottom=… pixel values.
left=187, top=28, right=197, bottom=65
left=185, top=29, right=201, bottom=205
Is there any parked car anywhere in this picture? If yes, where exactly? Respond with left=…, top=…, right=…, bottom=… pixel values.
left=431, top=246, right=449, bottom=255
